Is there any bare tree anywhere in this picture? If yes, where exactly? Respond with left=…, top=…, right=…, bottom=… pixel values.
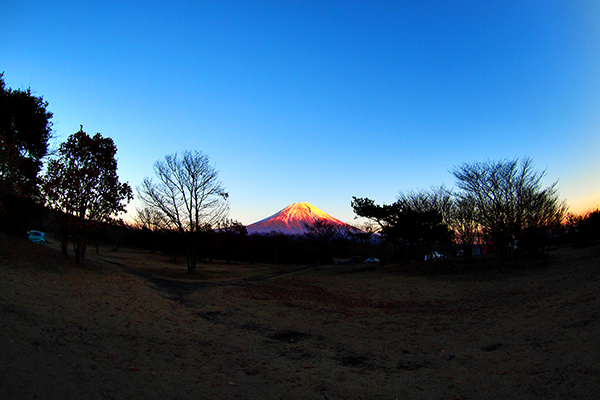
left=137, top=150, right=229, bottom=273
left=394, top=187, right=454, bottom=260
left=133, top=207, right=167, bottom=254
left=447, top=194, right=481, bottom=260
left=451, top=157, right=566, bottom=266
left=345, top=222, right=376, bottom=256
left=134, top=207, right=166, bottom=232
left=397, top=186, right=453, bottom=218
left=303, top=219, right=341, bottom=264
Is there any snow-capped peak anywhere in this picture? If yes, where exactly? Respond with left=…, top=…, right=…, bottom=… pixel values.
left=246, top=202, right=354, bottom=235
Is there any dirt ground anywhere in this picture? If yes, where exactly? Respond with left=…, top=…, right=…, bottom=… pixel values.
left=1, top=233, right=598, bottom=399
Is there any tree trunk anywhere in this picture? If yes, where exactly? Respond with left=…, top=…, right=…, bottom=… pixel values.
left=187, top=251, right=197, bottom=274
left=73, top=223, right=87, bottom=264
left=186, top=231, right=198, bottom=274
left=60, top=219, right=69, bottom=256
left=61, top=240, right=69, bottom=256
left=74, top=236, right=86, bottom=264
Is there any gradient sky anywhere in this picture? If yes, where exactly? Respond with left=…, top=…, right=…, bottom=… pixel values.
left=3, top=1, right=599, bottom=225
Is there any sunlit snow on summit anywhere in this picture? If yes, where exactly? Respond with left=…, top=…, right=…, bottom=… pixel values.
left=245, top=203, right=354, bottom=235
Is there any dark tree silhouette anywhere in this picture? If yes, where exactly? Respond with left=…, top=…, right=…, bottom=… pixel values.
left=43, top=126, right=133, bottom=263
left=393, top=188, right=453, bottom=260
left=0, top=73, right=53, bottom=230
left=351, top=197, right=399, bottom=262
left=345, top=222, right=376, bottom=258
left=451, top=158, right=566, bottom=266
left=135, top=207, right=166, bottom=232
left=303, top=218, right=341, bottom=264
left=218, top=219, right=248, bottom=264
left=353, top=188, right=453, bottom=262
left=447, top=194, right=480, bottom=261
left=568, top=208, right=600, bottom=246
left=351, top=197, right=396, bottom=234
left=137, top=150, right=229, bottom=274
left=133, top=207, right=166, bottom=253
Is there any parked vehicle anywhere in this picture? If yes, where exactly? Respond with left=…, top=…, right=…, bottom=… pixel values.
left=364, top=257, right=379, bottom=263
left=424, top=251, right=443, bottom=261
left=27, top=230, right=45, bottom=245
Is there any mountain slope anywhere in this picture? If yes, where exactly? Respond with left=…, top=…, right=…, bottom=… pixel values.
left=246, top=203, right=356, bottom=235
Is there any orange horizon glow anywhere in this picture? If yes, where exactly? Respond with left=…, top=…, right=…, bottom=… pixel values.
left=567, top=198, right=600, bottom=216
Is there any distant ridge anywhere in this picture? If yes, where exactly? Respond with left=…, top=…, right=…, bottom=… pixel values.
left=246, top=202, right=357, bottom=235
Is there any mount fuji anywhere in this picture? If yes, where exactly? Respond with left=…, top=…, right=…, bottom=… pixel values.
left=245, top=203, right=358, bottom=236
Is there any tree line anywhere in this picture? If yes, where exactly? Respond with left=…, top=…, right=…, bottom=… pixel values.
left=2, top=73, right=598, bottom=271
left=353, top=158, right=569, bottom=268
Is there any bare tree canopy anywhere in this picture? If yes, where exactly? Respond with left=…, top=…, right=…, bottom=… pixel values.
left=133, top=207, right=166, bottom=232
left=137, top=150, right=229, bottom=273
left=446, top=194, right=480, bottom=260
left=396, top=186, right=453, bottom=218
left=451, top=157, right=566, bottom=265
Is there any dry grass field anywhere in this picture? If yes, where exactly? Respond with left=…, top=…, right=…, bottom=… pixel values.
left=1, top=232, right=598, bottom=399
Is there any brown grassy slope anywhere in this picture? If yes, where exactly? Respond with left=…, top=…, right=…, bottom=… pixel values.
left=1, top=232, right=599, bottom=400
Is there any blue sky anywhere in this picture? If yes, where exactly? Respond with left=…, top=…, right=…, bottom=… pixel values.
left=2, top=1, right=599, bottom=224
